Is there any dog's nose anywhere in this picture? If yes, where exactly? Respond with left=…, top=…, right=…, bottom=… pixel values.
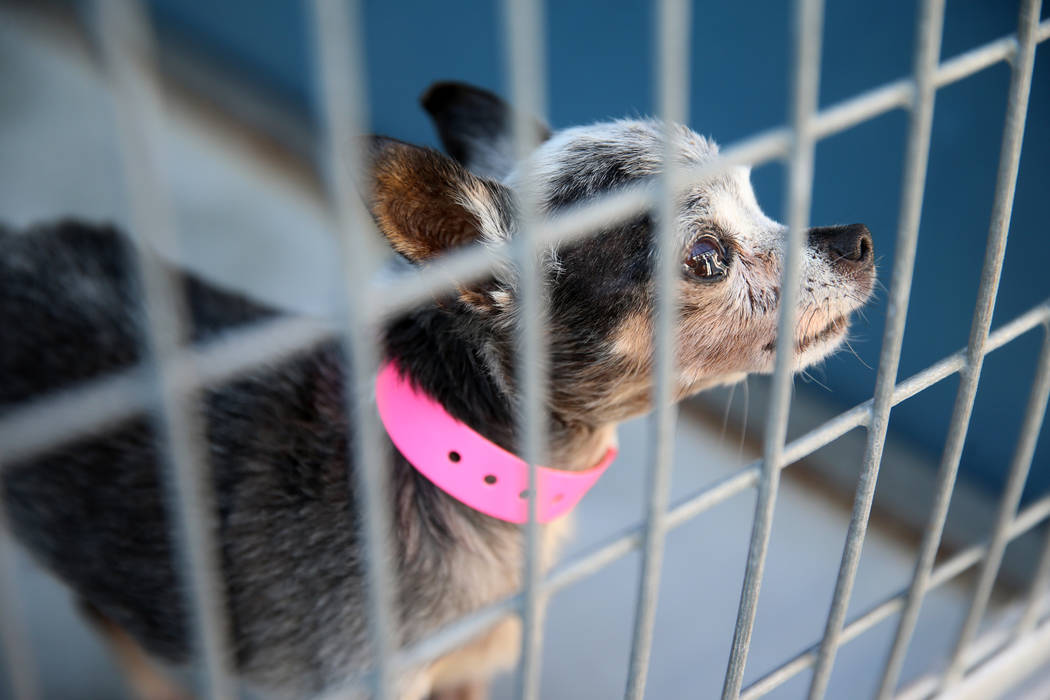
left=808, top=223, right=873, bottom=270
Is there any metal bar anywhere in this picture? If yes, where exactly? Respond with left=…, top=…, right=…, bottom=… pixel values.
left=875, top=0, right=1043, bottom=696
left=0, top=524, right=37, bottom=700
left=501, top=0, right=549, bottom=696
left=938, top=617, right=1050, bottom=700
left=623, top=1, right=690, bottom=698
left=933, top=35, right=1019, bottom=89
left=721, top=1, right=825, bottom=696
left=1017, top=523, right=1050, bottom=638
left=897, top=593, right=1050, bottom=700
left=367, top=17, right=1050, bottom=322
left=806, top=1, right=946, bottom=697
left=740, top=493, right=1050, bottom=700
left=812, top=82, right=910, bottom=140
left=96, top=2, right=235, bottom=697
left=311, top=1, right=397, bottom=697
left=942, top=327, right=1050, bottom=689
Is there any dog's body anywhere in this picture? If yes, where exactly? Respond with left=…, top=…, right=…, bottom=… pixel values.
left=0, top=83, right=874, bottom=699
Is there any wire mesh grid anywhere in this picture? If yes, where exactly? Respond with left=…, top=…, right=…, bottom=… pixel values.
left=0, top=0, right=1049, bottom=698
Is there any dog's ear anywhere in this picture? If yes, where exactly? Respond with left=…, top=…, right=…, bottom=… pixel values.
left=421, top=81, right=551, bottom=181
left=367, top=136, right=514, bottom=264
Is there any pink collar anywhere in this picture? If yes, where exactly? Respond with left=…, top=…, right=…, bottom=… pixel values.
left=375, top=361, right=616, bottom=523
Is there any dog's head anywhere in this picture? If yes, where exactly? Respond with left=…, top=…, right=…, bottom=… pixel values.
left=368, top=82, right=874, bottom=426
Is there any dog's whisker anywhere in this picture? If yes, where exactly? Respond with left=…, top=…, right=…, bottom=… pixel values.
left=738, top=376, right=749, bottom=466
left=843, top=337, right=873, bottom=370
left=721, top=381, right=736, bottom=442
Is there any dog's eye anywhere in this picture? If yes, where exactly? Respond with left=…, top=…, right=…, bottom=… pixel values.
left=684, top=235, right=729, bottom=281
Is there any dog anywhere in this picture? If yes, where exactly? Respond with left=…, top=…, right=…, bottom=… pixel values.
left=0, top=81, right=874, bottom=699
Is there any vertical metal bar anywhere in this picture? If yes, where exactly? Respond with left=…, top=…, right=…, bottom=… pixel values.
left=502, top=0, right=548, bottom=698
left=1017, top=518, right=1050, bottom=638
left=720, top=1, right=825, bottom=698
left=311, top=1, right=397, bottom=697
left=805, top=1, right=946, bottom=697
left=96, top=2, right=235, bottom=697
left=875, top=0, right=1043, bottom=696
left=623, top=1, right=690, bottom=698
left=941, top=327, right=1050, bottom=688
left=0, top=524, right=37, bottom=700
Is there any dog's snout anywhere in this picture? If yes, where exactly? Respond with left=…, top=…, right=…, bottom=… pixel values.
left=808, top=224, right=873, bottom=270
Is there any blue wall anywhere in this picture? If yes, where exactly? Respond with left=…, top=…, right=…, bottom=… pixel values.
left=142, top=0, right=1050, bottom=501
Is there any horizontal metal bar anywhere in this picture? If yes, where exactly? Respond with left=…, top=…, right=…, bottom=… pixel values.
left=667, top=466, right=763, bottom=530
left=934, top=35, right=1016, bottom=89
left=812, top=17, right=1047, bottom=140
left=740, top=493, right=1050, bottom=700
left=813, top=80, right=910, bottom=139
left=0, top=315, right=334, bottom=467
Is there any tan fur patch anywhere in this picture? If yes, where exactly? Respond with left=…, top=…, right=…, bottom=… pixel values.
left=413, top=515, right=574, bottom=700
left=608, top=286, right=758, bottom=399
left=426, top=617, right=522, bottom=695
left=81, top=605, right=190, bottom=700
left=611, top=310, right=652, bottom=360
left=370, top=140, right=494, bottom=261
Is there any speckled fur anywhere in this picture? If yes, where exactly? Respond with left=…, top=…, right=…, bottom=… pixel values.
left=1, top=82, right=873, bottom=699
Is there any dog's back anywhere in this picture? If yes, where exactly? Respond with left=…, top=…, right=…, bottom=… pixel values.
left=0, top=220, right=279, bottom=401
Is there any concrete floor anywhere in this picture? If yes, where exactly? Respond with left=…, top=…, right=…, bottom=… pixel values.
left=0, top=5, right=1003, bottom=699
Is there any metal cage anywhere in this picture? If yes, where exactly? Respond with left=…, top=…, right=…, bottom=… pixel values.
left=1, top=0, right=1049, bottom=698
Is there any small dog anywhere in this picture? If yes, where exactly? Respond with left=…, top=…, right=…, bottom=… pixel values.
left=0, top=82, right=874, bottom=699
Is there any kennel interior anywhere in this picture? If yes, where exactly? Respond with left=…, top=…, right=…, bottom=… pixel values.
left=1, top=0, right=1050, bottom=698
